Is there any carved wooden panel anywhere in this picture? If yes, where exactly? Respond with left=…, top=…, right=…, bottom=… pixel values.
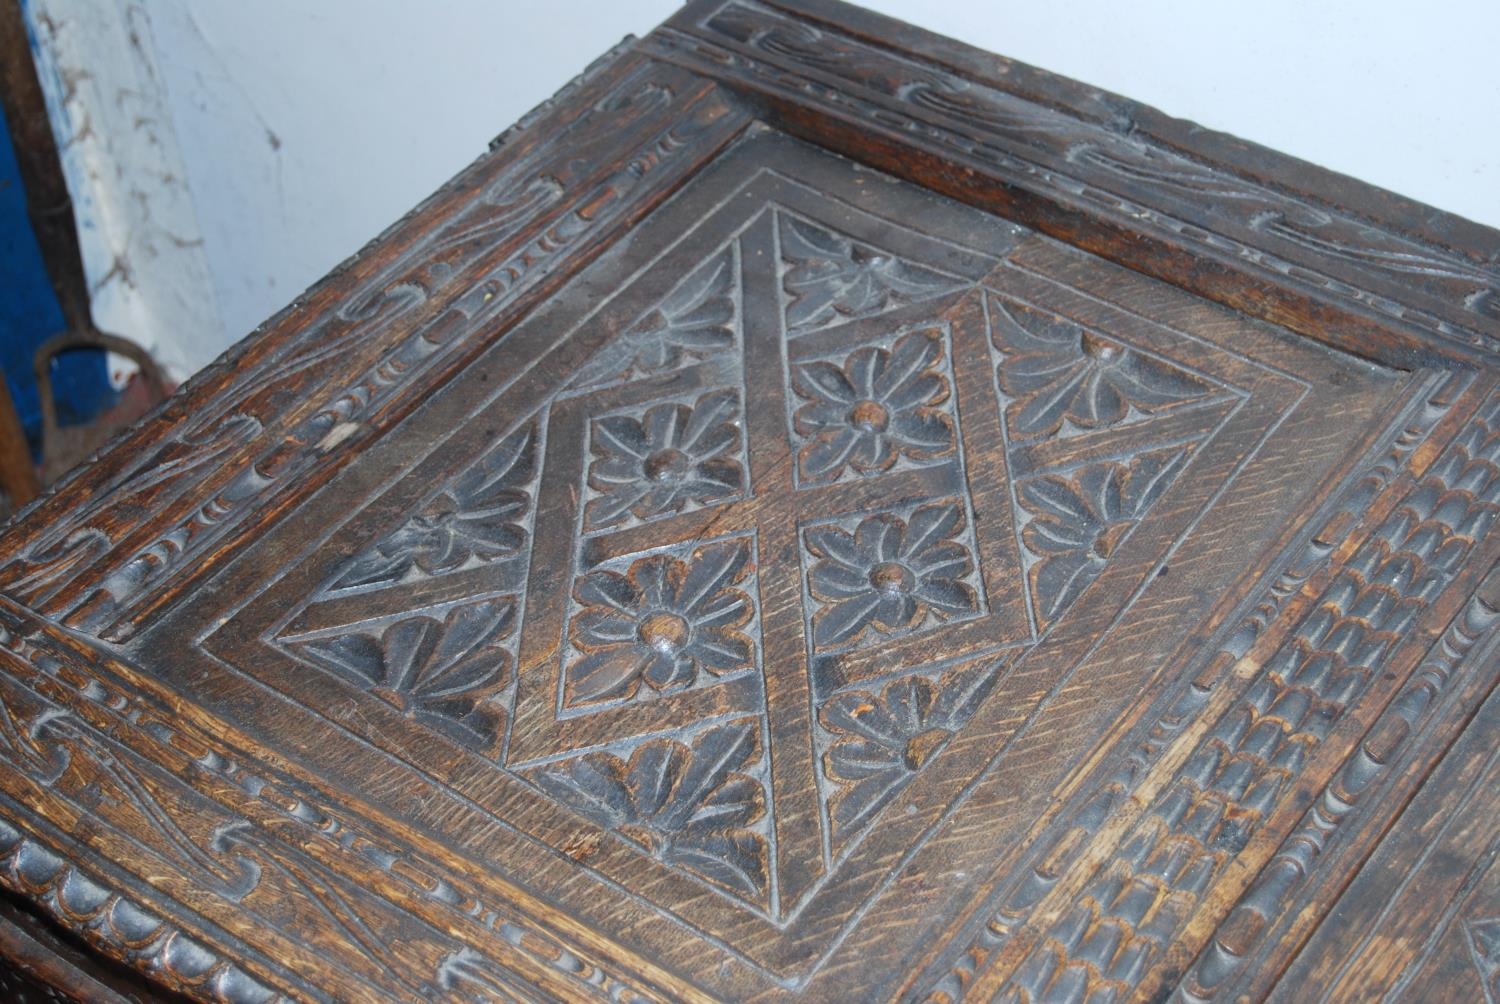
left=1, top=1, right=1498, bottom=1001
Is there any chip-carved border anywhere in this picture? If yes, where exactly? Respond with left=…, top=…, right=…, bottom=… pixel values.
left=0, top=0, right=1498, bottom=998
left=0, top=815, right=290, bottom=1004
left=909, top=371, right=1495, bottom=1002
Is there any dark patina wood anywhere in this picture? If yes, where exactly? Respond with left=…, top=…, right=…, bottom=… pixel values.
left=0, top=2, right=1496, bottom=1000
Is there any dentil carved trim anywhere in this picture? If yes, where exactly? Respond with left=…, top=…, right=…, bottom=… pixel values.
left=0, top=817, right=288, bottom=1004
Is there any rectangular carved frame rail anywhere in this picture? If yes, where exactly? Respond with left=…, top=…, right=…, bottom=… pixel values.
left=0, top=2, right=1497, bottom=1001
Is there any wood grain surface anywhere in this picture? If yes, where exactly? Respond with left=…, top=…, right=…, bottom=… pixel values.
left=1, top=2, right=1497, bottom=1000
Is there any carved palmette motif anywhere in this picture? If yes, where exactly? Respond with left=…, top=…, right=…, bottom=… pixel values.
left=569, top=243, right=742, bottom=389
left=327, top=424, right=537, bottom=591
left=290, top=597, right=517, bottom=752
left=778, top=216, right=967, bottom=335
left=1015, top=448, right=1190, bottom=624
left=531, top=718, right=771, bottom=904
left=819, top=660, right=999, bottom=850
left=231, top=144, right=1279, bottom=935
left=989, top=299, right=1213, bottom=439
left=4, top=25, right=1493, bottom=996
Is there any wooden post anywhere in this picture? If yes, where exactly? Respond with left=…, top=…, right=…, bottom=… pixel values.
left=0, top=368, right=39, bottom=508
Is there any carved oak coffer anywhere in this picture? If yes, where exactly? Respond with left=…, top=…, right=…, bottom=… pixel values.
left=3, top=2, right=1500, bottom=1001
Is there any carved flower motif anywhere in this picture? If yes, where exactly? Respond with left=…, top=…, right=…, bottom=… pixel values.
left=780, top=216, right=963, bottom=335
left=1019, top=450, right=1187, bottom=623
left=585, top=389, right=744, bottom=530
left=290, top=597, right=515, bottom=753
left=565, top=539, right=755, bottom=707
left=791, top=328, right=955, bottom=484
left=992, top=298, right=1210, bottom=438
left=821, top=666, right=996, bottom=842
left=804, top=502, right=978, bottom=649
left=333, top=424, right=535, bottom=589
left=531, top=719, right=768, bottom=902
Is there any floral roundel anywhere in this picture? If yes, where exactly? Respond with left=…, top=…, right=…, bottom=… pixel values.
left=563, top=537, right=757, bottom=709
left=790, top=327, right=956, bottom=485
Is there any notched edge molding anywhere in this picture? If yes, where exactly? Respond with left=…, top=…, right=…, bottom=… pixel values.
left=490, top=34, right=642, bottom=152
left=906, top=368, right=1487, bottom=1001
left=0, top=816, right=293, bottom=1004
left=0, top=601, right=678, bottom=1003
left=1177, top=558, right=1500, bottom=1001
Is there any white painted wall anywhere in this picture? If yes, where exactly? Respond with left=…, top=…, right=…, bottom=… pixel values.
left=143, top=0, right=685, bottom=358
left=31, top=1, right=1500, bottom=379
left=26, top=0, right=225, bottom=381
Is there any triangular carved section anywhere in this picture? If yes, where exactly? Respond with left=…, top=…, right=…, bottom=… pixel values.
left=529, top=717, right=773, bottom=910
left=1468, top=916, right=1500, bottom=1004
left=284, top=595, right=517, bottom=756
left=818, top=659, right=1000, bottom=856
left=1016, top=445, right=1192, bottom=627
left=324, top=421, right=539, bottom=593
left=568, top=241, right=742, bottom=389
left=776, top=212, right=968, bottom=337
left=990, top=295, right=1217, bottom=441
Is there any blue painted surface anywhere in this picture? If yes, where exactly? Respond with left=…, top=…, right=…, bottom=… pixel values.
left=0, top=100, right=115, bottom=457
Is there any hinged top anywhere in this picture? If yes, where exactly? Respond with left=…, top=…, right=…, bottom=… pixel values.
left=1, top=3, right=1498, bottom=1001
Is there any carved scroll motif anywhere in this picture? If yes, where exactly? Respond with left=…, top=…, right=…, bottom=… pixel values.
left=0, top=613, right=660, bottom=1003
left=1, top=63, right=744, bottom=646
